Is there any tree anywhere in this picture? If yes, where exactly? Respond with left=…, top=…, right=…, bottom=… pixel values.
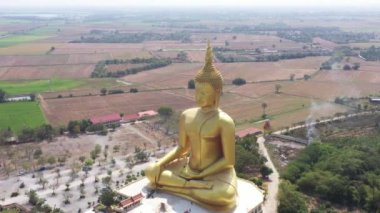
left=261, top=102, right=268, bottom=118
left=158, top=106, right=173, bottom=120
left=352, top=63, right=360, bottom=70
left=278, top=181, right=308, bottom=213
left=129, top=88, right=138, bottom=93
left=99, top=188, right=116, bottom=212
left=34, top=148, right=43, bottom=159
left=290, top=74, right=295, bottom=81
left=47, top=156, right=56, bottom=166
left=263, top=121, right=272, bottom=134
left=36, top=124, right=54, bottom=141
left=232, top=78, right=246, bottom=86
left=63, top=192, right=72, bottom=205
left=343, top=64, right=351, bottom=70
left=260, top=165, right=273, bottom=178
left=0, top=89, right=6, bottom=103
left=79, top=119, right=91, bottom=132
left=134, top=147, right=149, bottom=162
left=275, top=84, right=282, bottom=94
left=187, top=79, right=195, bottom=89
left=30, top=94, right=36, bottom=101
left=79, top=156, right=86, bottom=163
left=95, top=144, right=102, bottom=156
left=28, top=190, right=39, bottom=205
left=177, top=51, right=188, bottom=62
left=100, top=88, right=107, bottom=96
left=67, top=120, right=80, bottom=135
left=18, top=128, right=35, bottom=142
left=102, top=176, right=112, bottom=187
left=0, top=127, right=13, bottom=144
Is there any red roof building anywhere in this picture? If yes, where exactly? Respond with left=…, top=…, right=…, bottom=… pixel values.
left=90, top=113, right=121, bottom=125
left=119, top=193, right=144, bottom=209
left=123, top=113, right=140, bottom=122
left=236, top=127, right=263, bottom=138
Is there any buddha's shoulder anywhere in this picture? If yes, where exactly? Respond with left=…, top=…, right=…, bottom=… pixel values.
left=181, top=107, right=199, bottom=115
left=217, top=109, right=234, bottom=125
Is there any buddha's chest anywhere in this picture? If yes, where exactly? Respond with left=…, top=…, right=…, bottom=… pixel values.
left=185, top=113, right=220, bottom=139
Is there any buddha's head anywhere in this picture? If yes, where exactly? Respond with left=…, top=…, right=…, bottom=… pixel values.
left=195, top=42, right=223, bottom=109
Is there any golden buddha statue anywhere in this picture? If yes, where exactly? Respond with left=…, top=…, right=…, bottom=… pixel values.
left=145, top=42, right=237, bottom=211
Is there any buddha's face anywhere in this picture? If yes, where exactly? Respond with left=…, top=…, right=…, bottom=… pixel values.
left=195, top=82, right=218, bottom=109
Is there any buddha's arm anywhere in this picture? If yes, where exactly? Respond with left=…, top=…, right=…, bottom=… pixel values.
left=157, top=112, right=190, bottom=167
left=197, top=117, right=235, bottom=178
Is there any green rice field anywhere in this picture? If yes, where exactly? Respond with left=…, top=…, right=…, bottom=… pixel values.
left=0, top=79, right=85, bottom=95
left=0, top=101, right=46, bottom=132
left=0, top=35, right=51, bottom=47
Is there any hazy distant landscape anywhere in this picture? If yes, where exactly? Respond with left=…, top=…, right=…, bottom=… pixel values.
left=0, top=5, right=380, bottom=213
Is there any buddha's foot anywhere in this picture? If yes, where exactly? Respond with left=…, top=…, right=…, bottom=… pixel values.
left=186, top=180, right=213, bottom=189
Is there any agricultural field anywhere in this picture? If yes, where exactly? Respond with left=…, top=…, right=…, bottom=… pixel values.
left=0, top=64, right=95, bottom=80
left=0, top=35, right=51, bottom=48
left=191, top=34, right=306, bottom=50
left=40, top=90, right=194, bottom=126
left=0, top=9, right=379, bottom=133
left=281, top=79, right=380, bottom=101
left=0, top=101, right=46, bottom=132
left=0, top=79, right=84, bottom=95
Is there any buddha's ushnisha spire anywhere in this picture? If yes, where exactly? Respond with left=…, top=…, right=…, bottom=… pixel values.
left=195, top=41, right=223, bottom=92
left=204, top=41, right=213, bottom=70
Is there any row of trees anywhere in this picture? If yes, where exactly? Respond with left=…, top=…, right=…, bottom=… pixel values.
left=280, top=134, right=380, bottom=212
left=100, top=88, right=138, bottom=96
left=215, top=50, right=329, bottom=63
left=0, top=118, right=115, bottom=144
left=71, top=31, right=191, bottom=43
left=91, top=58, right=172, bottom=78
left=0, top=124, right=55, bottom=144
left=277, top=27, right=375, bottom=44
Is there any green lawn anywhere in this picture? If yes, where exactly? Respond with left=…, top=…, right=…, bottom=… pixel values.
left=0, top=79, right=85, bottom=95
left=0, top=102, right=46, bottom=132
left=0, top=35, right=51, bottom=47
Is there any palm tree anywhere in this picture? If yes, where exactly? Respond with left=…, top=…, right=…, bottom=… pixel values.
left=275, top=84, right=282, bottom=94
left=261, top=102, right=268, bottom=118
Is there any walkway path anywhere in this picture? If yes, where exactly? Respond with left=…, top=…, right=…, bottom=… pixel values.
left=257, top=136, right=279, bottom=213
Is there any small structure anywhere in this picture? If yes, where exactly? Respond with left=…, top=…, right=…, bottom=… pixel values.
left=90, top=113, right=121, bottom=125
left=236, top=127, right=263, bottom=138
left=6, top=95, right=31, bottom=102
left=270, top=134, right=308, bottom=145
left=369, top=97, right=380, bottom=104
left=138, top=110, right=158, bottom=118
left=119, top=193, right=144, bottom=211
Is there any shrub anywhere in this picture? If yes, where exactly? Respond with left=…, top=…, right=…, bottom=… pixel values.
left=232, top=78, right=246, bottom=86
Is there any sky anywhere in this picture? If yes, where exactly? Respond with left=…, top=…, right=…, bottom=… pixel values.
left=1, top=0, right=380, bottom=8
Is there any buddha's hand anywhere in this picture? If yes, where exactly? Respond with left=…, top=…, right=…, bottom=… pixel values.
left=179, top=168, right=202, bottom=180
